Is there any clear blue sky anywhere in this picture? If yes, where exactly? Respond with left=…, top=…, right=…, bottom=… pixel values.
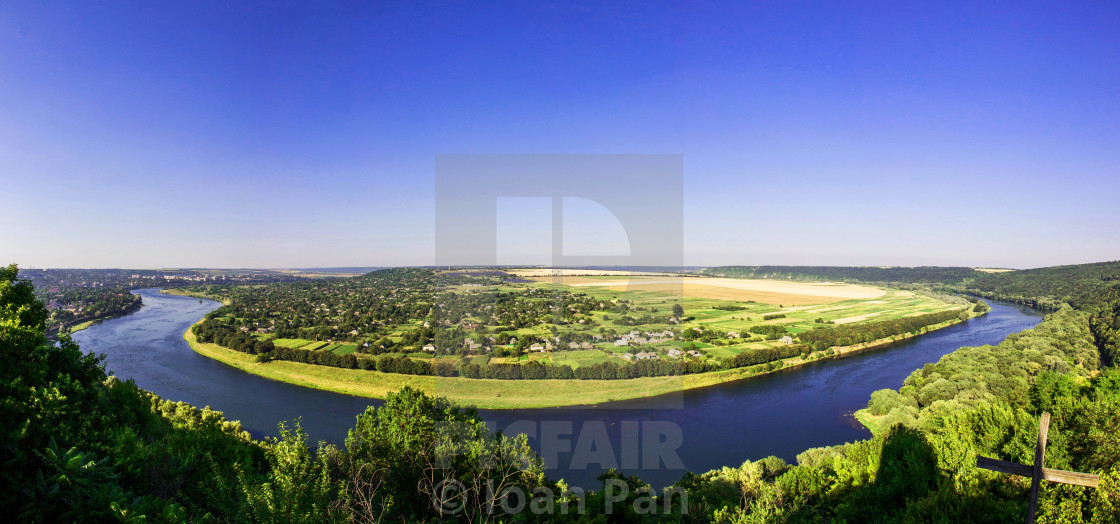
left=2, top=1, right=1117, bottom=269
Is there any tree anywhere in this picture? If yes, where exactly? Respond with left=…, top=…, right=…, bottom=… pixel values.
left=239, top=420, right=342, bottom=523
left=672, top=303, right=685, bottom=318
left=343, top=386, right=546, bottom=520
left=1, top=264, right=108, bottom=515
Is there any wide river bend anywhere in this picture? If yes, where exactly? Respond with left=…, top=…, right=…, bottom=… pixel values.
left=74, top=289, right=1042, bottom=489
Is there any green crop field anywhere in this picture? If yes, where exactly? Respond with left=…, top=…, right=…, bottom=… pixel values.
left=332, top=344, right=358, bottom=355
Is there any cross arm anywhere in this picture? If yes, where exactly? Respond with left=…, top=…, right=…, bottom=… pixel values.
left=976, top=456, right=1100, bottom=488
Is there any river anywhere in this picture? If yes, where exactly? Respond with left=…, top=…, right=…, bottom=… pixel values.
left=73, top=289, right=1042, bottom=490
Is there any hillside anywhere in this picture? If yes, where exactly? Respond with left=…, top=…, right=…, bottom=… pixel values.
left=701, top=265, right=982, bottom=284
left=965, top=260, right=1120, bottom=310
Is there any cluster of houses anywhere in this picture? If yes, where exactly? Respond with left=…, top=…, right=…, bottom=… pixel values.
left=622, top=347, right=703, bottom=361
left=418, top=329, right=681, bottom=355
left=611, top=330, right=676, bottom=347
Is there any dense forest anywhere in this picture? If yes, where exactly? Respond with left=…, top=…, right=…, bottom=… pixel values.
left=6, top=261, right=1120, bottom=521
left=965, top=261, right=1120, bottom=311
left=701, top=265, right=983, bottom=284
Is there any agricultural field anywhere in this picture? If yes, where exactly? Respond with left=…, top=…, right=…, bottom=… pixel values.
left=270, top=338, right=357, bottom=355
left=505, top=270, right=966, bottom=364
left=513, top=271, right=887, bottom=304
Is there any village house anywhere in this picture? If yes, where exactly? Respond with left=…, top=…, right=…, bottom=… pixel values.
left=622, top=353, right=634, bottom=361
left=614, top=339, right=629, bottom=347
left=727, top=331, right=739, bottom=338
left=687, top=350, right=702, bottom=357
left=530, top=343, right=546, bottom=352
left=779, top=336, right=794, bottom=345
left=422, top=344, right=436, bottom=352
left=667, top=348, right=683, bottom=358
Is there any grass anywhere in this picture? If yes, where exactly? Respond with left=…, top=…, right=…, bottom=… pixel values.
left=65, top=319, right=98, bottom=334
left=549, top=349, right=618, bottom=368
left=853, top=408, right=886, bottom=435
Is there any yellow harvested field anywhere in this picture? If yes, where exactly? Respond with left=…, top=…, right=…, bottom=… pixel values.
left=974, top=267, right=1015, bottom=273
left=536, top=276, right=886, bottom=305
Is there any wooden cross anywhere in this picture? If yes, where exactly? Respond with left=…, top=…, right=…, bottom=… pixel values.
left=976, top=412, right=1100, bottom=524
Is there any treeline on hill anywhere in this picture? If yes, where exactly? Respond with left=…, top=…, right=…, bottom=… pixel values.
left=702, top=265, right=982, bottom=284
left=799, top=309, right=967, bottom=351
left=964, top=260, right=1120, bottom=311
left=1086, top=284, right=1120, bottom=368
